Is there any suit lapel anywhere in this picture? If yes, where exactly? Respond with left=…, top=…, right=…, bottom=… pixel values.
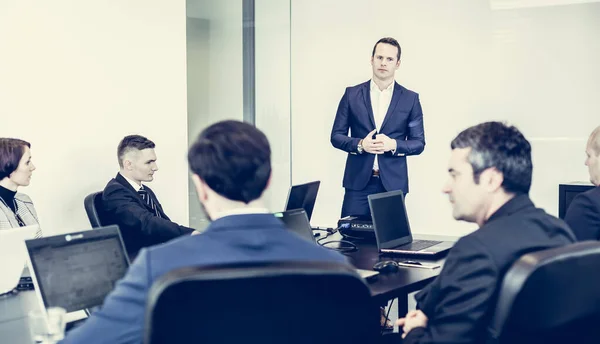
left=115, top=173, right=154, bottom=212
left=380, top=82, right=403, bottom=132
left=362, top=82, right=377, bottom=130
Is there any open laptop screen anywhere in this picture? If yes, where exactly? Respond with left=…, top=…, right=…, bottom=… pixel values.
left=26, top=225, right=129, bottom=313
left=284, top=181, right=320, bottom=221
left=274, top=209, right=316, bottom=243
left=368, top=190, right=413, bottom=248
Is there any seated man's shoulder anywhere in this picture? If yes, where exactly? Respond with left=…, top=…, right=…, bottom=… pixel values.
left=103, top=178, right=133, bottom=200
left=576, top=187, right=600, bottom=207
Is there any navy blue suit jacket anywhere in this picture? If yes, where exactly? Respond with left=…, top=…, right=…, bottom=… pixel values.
left=331, top=81, right=425, bottom=193
left=103, top=173, right=193, bottom=259
left=564, top=186, right=600, bottom=241
left=60, top=214, right=349, bottom=344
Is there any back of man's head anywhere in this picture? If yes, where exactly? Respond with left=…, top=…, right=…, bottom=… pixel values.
left=117, top=135, right=155, bottom=168
left=188, top=120, right=271, bottom=203
left=451, top=121, right=532, bottom=194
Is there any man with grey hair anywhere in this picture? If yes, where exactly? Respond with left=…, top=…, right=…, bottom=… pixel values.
left=102, top=135, right=193, bottom=259
left=564, top=126, right=600, bottom=241
left=389, top=122, right=575, bottom=344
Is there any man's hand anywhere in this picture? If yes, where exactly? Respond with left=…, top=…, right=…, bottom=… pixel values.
left=376, top=133, right=397, bottom=152
left=397, top=310, right=428, bottom=339
left=363, top=129, right=385, bottom=154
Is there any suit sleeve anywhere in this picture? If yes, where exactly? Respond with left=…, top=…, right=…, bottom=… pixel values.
left=403, top=237, right=498, bottom=344
left=564, top=193, right=600, bottom=241
left=394, top=93, right=425, bottom=156
left=60, top=250, right=152, bottom=344
left=104, top=186, right=193, bottom=242
left=331, top=88, right=361, bottom=153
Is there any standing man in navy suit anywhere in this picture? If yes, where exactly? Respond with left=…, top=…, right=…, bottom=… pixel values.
left=331, top=37, right=425, bottom=218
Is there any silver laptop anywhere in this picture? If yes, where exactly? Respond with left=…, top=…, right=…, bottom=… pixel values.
left=368, top=190, right=453, bottom=256
left=25, top=225, right=130, bottom=323
left=274, top=209, right=379, bottom=280
left=0, top=225, right=39, bottom=294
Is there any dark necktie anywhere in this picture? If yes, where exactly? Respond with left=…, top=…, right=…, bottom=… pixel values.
left=138, top=187, right=162, bottom=218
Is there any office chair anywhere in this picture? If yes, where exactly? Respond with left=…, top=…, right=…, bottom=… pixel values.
left=144, top=261, right=380, bottom=344
left=487, top=241, right=600, bottom=344
left=84, top=191, right=107, bottom=228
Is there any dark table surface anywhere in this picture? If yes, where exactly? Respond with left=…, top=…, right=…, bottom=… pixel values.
left=0, top=233, right=458, bottom=343
left=337, top=233, right=458, bottom=315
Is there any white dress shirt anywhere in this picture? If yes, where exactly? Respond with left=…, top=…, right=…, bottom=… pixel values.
left=214, top=207, right=270, bottom=220
left=120, top=173, right=143, bottom=192
left=370, top=79, right=394, bottom=171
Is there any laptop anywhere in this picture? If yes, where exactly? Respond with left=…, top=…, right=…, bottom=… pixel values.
left=368, top=190, right=453, bottom=256
left=0, top=225, right=40, bottom=294
left=274, top=209, right=379, bottom=280
left=25, top=225, right=130, bottom=323
left=284, top=181, right=320, bottom=222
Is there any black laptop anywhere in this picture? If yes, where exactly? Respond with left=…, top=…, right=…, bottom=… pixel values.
left=284, top=181, right=320, bottom=222
left=25, top=225, right=130, bottom=324
left=368, top=190, right=453, bottom=256
left=274, top=209, right=317, bottom=243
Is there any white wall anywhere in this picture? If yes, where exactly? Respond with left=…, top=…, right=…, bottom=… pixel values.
left=0, top=0, right=190, bottom=235
left=288, top=0, right=600, bottom=235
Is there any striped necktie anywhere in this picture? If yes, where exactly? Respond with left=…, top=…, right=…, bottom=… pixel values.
left=138, top=187, right=162, bottom=218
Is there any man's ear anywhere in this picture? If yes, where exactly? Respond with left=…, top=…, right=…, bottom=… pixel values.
left=264, top=170, right=273, bottom=190
left=192, top=174, right=208, bottom=201
left=123, top=159, right=132, bottom=171
left=480, top=168, right=504, bottom=192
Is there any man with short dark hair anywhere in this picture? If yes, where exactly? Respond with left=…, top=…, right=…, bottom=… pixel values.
left=392, top=122, right=575, bottom=343
left=61, top=121, right=348, bottom=344
left=331, top=37, right=425, bottom=218
left=564, top=125, right=600, bottom=240
left=102, top=135, right=193, bottom=259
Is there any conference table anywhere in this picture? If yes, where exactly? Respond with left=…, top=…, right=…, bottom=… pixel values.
left=0, top=233, right=456, bottom=343
left=341, top=233, right=455, bottom=316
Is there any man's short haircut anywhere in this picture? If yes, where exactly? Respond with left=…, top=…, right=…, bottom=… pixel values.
left=0, top=138, right=31, bottom=180
left=588, top=125, right=600, bottom=155
left=188, top=120, right=271, bottom=204
left=451, top=121, right=532, bottom=194
left=372, top=37, right=402, bottom=61
left=117, top=135, right=155, bottom=168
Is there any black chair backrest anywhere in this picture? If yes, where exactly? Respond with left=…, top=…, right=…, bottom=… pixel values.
left=488, top=241, right=600, bottom=344
left=84, top=191, right=107, bottom=228
left=144, top=261, right=380, bottom=344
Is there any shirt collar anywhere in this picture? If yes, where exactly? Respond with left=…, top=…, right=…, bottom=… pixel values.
left=370, top=79, right=395, bottom=93
left=119, top=172, right=143, bottom=192
left=205, top=213, right=283, bottom=233
left=214, top=207, right=270, bottom=220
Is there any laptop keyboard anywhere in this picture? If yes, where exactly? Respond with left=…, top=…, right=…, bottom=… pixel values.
left=396, top=240, right=442, bottom=251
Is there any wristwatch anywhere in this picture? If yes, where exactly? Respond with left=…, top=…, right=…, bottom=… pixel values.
left=357, top=139, right=364, bottom=154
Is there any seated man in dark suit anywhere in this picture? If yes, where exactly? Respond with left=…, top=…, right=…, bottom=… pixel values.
left=392, top=122, right=576, bottom=344
left=60, top=120, right=349, bottom=344
left=564, top=125, right=600, bottom=240
left=103, top=135, right=194, bottom=259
